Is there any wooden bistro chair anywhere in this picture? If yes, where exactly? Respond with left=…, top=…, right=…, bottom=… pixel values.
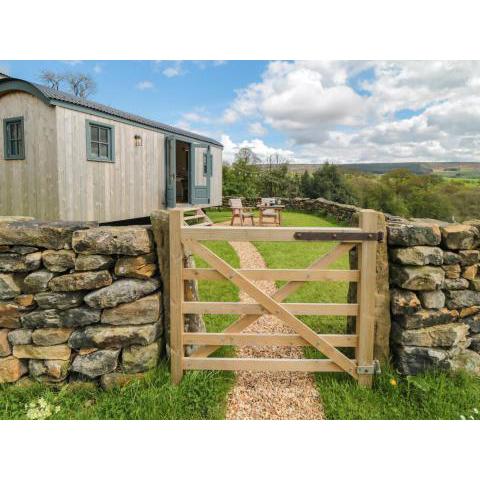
left=229, top=198, right=255, bottom=226
left=258, top=198, right=281, bottom=226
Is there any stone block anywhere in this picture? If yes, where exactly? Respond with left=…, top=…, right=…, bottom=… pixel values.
left=7, top=329, right=32, bottom=345
left=15, top=294, right=35, bottom=307
left=114, top=253, right=157, bottom=279
left=389, top=246, right=443, bottom=266
left=390, top=289, right=421, bottom=315
left=444, top=278, right=469, bottom=290
left=21, top=309, right=62, bottom=328
left=0, top=220, right=96, bottom=250
left=470, top=334, right=480, bottom=353
left=394, top=345, right=451, bottom=375
left=462, top=265, right=478, bottom=280
left=0, top=329, right=11, bottom=356
left=84, top=278, right=160, bottom=309
left=0, top=356, right=27, bottom=383
left=390, top=265, right=444, bottom=291
left=23, top=269, right=55, bottom=293
left=68, top=322, right=161, bottom=349
left=32, top=328, right=73, bottom=346
left=392, top=322, right=468, bottom=348
left=459, top=250, right=480, bottom=266
left=387, top=223, right=441, bottom=247
left=445, top=289, right=480, bottom=309
left=13, top=344, right=71, bottom=360
left=72, top=227, right=153, bottom=256
left=42, top=249, right=76, bottom=272
left=0, top=301, right=32, bottom=328
left=419, top=290, right=445, bottom=309
left=29, top=359, right=69, bottom=380
left=75, top=254, right=114, bottom=271
left=101, top=293, right=161, bottom=325
left=71, top=349, right=120, bottom=378
left=470, top=278, right=480, bottom=291
left=460, top=306, right=480, bottom=318
left=441, top=224, right=479, bottom=250
left=34, top=291, right=84, bottom=310
left=462, top=314, right=480, bottom=334
left=121, top=342, right=160, bottom=373
left=49, top=270, right=112, bottom=292
left=443, top=251, right=462, bottom=265
left=0, top=252, right=42, bottom=273
left=448, top=349, right=480, bottom=376
left=59, top=307, right=101, bottom=328
left=0, top=273, right=22, bottom=300
left=442, top=264, right=461, bottom=279
left=100, top=372, right=145, bottom=390
left=394, top=307, right=459, bottom=329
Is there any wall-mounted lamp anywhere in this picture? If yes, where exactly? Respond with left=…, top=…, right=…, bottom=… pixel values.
left=134, top=134, right=143, bottom=147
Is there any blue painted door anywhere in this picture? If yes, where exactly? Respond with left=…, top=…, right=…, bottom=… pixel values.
left=191, top=143, right=212, bottom=205
left=165, top=136, right=176, bottom=208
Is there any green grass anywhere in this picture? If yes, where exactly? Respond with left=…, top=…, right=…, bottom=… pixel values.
left=0, top=365, right=233, bottom=420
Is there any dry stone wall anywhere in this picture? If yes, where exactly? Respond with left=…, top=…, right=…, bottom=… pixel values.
left=0, top=219, right=163, bottom=388
left=388, top=219, right=480, bottom=376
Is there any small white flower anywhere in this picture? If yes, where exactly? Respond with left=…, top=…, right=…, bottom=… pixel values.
left=460, top=415, right=466, bottom=420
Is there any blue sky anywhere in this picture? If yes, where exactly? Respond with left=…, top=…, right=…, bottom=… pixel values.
left=1, top=60, right=479, bottom=164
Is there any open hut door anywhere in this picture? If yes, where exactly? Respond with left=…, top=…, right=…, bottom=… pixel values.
left=191, top=143, right=212, bottom=205
left=165, top=136, right=176, bottom=208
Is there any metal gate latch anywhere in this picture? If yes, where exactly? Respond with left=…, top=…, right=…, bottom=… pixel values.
left=356, top=360, right=381, bottom=375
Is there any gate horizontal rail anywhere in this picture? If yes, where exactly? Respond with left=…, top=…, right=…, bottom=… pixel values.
left=169, top=208, right=379, bottom=387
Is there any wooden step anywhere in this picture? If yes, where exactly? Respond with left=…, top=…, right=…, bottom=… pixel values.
left=184, top=214, right=206, bottom=221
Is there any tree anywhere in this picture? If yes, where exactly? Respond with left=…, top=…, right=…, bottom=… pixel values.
left=65, top=72, right=97, bottom=98
left=39, top=70, right=97, bottom=98
left=300, top=170, right=312, bottom=197
left=309, top=162, right=355, bottom=204
left=39, top=70, right=64, bottom=90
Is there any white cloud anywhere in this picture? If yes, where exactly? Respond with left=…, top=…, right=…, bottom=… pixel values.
left=182, top=111, right=210, bottom=123
left=223, top=60, right=480, bottom=163
left=223, top=61, right=367, bottom=143
left=135, top=80, right=154, bottom=91
left=221, top=134, right=294, bottom=163
left=248, top=122, right=267, bottom=136
left=0, top=63, right=10, bottom=75
left=163, top=61, right=184, bottom=78
left=63, top=60, right=83, bottom=66
left=93, top=64, right=102, bottom=74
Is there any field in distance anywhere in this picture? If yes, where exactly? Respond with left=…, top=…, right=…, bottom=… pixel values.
left=263, top=161, right=480, bottom=178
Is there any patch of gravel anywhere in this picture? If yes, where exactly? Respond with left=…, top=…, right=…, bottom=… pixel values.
left=226, top=241, right=324, bottom=420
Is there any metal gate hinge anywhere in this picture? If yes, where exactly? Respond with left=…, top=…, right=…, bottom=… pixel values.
left=357, top=360, right=381, bottom=375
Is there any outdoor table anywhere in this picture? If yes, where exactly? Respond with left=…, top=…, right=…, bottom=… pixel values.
left=257, top=204, right=285, bottom=226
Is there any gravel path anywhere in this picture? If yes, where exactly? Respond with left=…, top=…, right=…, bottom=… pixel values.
left=225, top=241, right=324, bottom=420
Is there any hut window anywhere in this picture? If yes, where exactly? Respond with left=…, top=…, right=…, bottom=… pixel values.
left=86, top=120, right=115, bottom=162
left=3, top=117, right=25, bottom=160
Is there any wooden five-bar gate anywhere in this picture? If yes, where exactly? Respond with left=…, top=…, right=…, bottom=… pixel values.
left=169, top=208, right=381, bottom=387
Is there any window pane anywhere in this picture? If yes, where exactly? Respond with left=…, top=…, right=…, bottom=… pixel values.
left=99, top=144, right=108, bottom=158
left=99, top=127, right=108, bottom=143
left=91, top=126, right=99, bottom=142
left=16, top=123, right=22, bottom=140
left=90, top=142, right=99, bottom=157
left=10, top=140, right=17, bottom=156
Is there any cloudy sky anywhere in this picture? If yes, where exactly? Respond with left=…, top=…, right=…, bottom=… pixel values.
left=2, top=60, right=480, bottom=164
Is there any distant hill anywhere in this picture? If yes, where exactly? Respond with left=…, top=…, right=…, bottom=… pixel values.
left=260, top=161, right=480, bottom=177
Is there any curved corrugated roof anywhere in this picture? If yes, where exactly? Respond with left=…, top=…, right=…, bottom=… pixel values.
left=0, top=77, right=223, bottom=147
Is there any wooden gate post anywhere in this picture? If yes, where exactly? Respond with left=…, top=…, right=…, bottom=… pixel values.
left=356, top=209, right=378, bottom=387
left=169, top=208, right=184, bottom=384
